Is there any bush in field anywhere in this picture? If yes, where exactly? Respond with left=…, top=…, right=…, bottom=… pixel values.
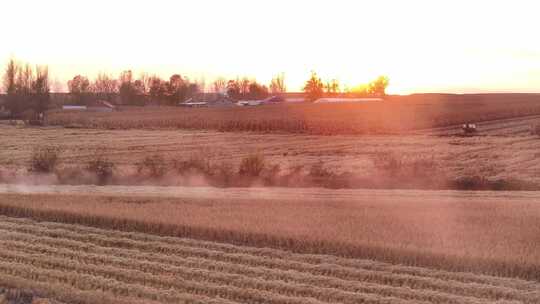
left=29, top=147, right=59, bottom=173
left=261, top=164, right=281, bottom=185
left=238, top=154, right=265, bottom=177
left=137, top=154, right=167, bottom=178
left=0, top=289, right=35, bottom=304
left=213, top=161, right=235, bottom=186
left=87, top=154, right=115, bottom=185
left=173, top=154, right=212, bottom=176
left=308, top=161, right=334, bottom=179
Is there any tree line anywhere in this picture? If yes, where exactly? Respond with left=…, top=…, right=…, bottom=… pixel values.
left=2, top=57, right=389, bottom=118
left=303, top=71, right=389, bottom=101
left=1, top=58, right=50, bottom=119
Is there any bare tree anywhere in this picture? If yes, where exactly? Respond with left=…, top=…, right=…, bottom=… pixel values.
left=270, top=73, right=286, bottom=94
left=2, top=58, right=50, bottom=118
left=92, top=72, right=118, bottom=101
left=239, top=77, right=250, bottom=98
left=118, top=70, right=137, bottom=105
left=2, top=58, right=18, bottom=95
left=68, top=75, right=91, bottom=104
left=325, top=79, right=340, bottom=94
left=212, top=77, right=227, bottom=93
left=33, top=65, right=50, bottom=115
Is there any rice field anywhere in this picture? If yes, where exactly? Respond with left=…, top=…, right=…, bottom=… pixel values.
left=0, top=215, right=538, bottom=304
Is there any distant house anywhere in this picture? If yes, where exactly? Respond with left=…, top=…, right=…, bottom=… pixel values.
left=87, top=100, right=116, bottom=112
left=62, top=105, right=87, bottom=111
left=236, top=100, right=264, bottom=106
left=179, top=101, right=208, bottom=108
left=181, top=93, right=233, bottom=107
left=62, top=100, right=116, bottom=112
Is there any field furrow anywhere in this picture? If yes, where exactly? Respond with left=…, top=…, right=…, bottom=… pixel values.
left=0, top=238, right=495, bottom=304
left=0, top=215, right=538, bottom=304
left=0, top=221, right=536, bottom=303
left=26, top=216, right=539, bottom=292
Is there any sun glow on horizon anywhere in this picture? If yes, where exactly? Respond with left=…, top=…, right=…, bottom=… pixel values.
left=1, top=0, right=540, bottom=94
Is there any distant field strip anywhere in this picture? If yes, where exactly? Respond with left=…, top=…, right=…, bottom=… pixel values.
left=413, top=114, right=540, bottom=136
left=0, top=216, right=539, bottom=304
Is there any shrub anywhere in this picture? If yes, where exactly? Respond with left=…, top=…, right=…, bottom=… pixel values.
left=213, top=161, right=235, bottom=186
left=174, top=154, right=212, bottom=176
left=308, top=161, right=334, bottom=178
left=238, top=154, right=265, bottom=177
left=29, top=147, right=59, bottom=173
left=137, top=154, right=167, bottom=178
left=87, top=154, right=115, bottom=185
left=452, top=175, right=489, bottom=190
left=261, top=164, right=281, bottom=185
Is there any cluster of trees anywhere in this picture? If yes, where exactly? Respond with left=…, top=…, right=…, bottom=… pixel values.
left=303, top=72, right=389, bottom=101
left=68, top=72, right=288, bottom=105
left=68, top=72, right=200, bottom=106
left=1, top=57, right=390, bottom=116
left=225, top=78, right=270, bottom=100
left=2, top=58, right=50, bottom=118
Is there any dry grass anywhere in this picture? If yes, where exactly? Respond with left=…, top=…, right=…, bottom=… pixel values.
left=3, top=124, right=540, bottom=185
left=0, top=215, right=538, bottom=304
left=0, top=192, right=539, bottom=281
left=46, top=94, right=540, bottom=134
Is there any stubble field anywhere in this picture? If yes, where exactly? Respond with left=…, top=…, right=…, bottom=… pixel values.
left=46, top=94, right=540, bottom=134
left=0, top=215, right=539, bottom=304
left=0, top=188, right=539, bottom=281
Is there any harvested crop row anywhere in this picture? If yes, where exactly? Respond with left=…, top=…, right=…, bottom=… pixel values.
left=0, top=260, right=234, bottom=304
left=0, top=221, right=533, bottom=303
left=23, top=216, right=539, bottom=292
left=0, top=223, right=525, bottom=302
left=0, top=218, right=538, bottom=304
left=0, top=217, right=540, bottom=304
left=0, top=238, right=490, bottom=304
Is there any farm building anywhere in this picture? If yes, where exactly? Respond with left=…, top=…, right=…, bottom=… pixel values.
left=62, top=105, right=87, bottom=111
left=178, top=101, right=208, bottom=108
left=236, top=100, right=264, bottom=106
left=62, top=100, right=116, bottom=112
left=87, top=100, right=116, bottom=112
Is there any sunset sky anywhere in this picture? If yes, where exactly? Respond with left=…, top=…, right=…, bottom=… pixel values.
left=1, top=0, right=539, bottom=94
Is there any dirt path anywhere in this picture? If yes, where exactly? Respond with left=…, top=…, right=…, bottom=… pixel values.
left=1, top=184, right=539, bottom=202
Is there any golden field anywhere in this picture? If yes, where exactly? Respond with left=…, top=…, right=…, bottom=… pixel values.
left=0, top=189, right=539, bottom=282
left=2, top=95, right=540, bottom=302
left=2, top=117, right=540, bottom=185
left=46, top=94, right=540, bottom=134
left=0, top=214, right=538, bottom=304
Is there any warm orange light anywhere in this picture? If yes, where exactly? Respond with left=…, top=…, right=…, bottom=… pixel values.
left=1, top=0, right=539, bottom=94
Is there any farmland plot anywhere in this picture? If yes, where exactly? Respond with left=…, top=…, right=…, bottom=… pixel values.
left=0, top=215, right=539, bottom=304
